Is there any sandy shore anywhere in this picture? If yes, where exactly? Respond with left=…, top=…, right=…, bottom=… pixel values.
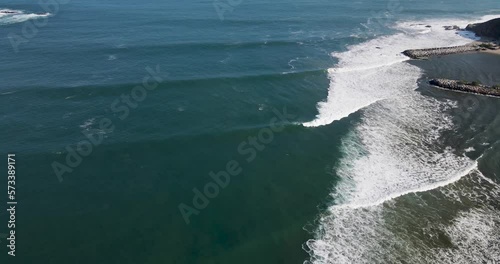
left=481, top=48, right=500, bottom=55
left=473, top=41, right=500, bottom=56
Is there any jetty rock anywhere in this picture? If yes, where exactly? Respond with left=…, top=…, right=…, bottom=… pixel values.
left=402, top=45, right=480, bottom=59
left=429, top=79, right=500, bottom=97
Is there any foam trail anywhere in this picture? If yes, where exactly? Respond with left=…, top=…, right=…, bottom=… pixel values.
left=0, top=9, right=50, bottom=26
left=334, top=162, right=478, bottom=209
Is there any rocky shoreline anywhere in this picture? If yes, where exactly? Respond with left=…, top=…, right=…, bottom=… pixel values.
left=429, top=79, right=500, bottom=97
left=466, top=18, right=500, bottom=39
left=407, top=18, right=500, bottom=98
left=403, top=18, right=500, bottom=59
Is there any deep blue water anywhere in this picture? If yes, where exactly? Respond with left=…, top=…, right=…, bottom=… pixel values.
left=1, top=0, right=500, bottom=263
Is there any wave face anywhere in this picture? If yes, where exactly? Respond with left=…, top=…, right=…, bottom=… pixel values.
left=0, top=8, right=50, bottom=26
left=304, top=16, right=500, bottom=264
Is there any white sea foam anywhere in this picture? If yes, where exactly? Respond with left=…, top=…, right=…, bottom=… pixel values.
left=327, top=81, right=474, bottom=208
left=435, top=208, right=500, bottom=264
left=306, top=170, right=500, bottom=264
left=465, top=146, right=475, bottom=152
left=79, top=118, right=96, bottom=130
left=333, top=164, right=478, bottom=210
left=0, top=8, right=50, bottom=26
left=305, top=15, right=500, bottom=264
left=302, top=16, right=495, bottom=127
left=434, top=172, right=500, bottom=263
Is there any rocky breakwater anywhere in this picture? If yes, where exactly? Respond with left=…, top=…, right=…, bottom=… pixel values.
left=403, top=45, right=481, bottom=59
left=429, top=79, right=500, bottom=97
left=403, top=18, right=500, bottom=59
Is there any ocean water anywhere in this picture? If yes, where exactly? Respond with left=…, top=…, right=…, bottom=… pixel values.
left=0, top=0, right=499, bottom=263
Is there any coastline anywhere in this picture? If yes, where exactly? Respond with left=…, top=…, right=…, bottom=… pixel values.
left=402, top=17, right=500, bottom=97
left=404, top=42, right=500, bottom=97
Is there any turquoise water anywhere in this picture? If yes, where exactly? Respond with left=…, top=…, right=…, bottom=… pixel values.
left=1, top=0, right=500, bottom=263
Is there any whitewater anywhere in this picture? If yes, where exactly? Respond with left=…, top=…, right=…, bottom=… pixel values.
left=0, top=8, right=50, bottom=26
left=304, top=15, right=500, bottom=264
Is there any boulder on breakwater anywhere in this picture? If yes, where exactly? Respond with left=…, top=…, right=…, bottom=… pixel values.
left=429, top=79, right=500, bottom=97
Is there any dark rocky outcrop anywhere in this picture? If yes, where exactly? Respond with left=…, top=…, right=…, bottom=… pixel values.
left=466, top=18, right=500, bottom=40
left=429, top=79, right=500, bottom=97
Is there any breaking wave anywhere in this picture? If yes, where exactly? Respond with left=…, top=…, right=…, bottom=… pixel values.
left=304, top=15, right=500, bottom=264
